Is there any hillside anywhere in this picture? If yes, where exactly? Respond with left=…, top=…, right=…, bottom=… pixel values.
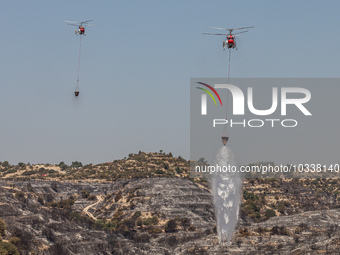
left=0, top=152, right=190, bottom=181
left=0, top=153, right=340, bottom=254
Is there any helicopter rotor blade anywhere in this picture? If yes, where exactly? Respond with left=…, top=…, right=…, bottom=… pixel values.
left=234, top=30, right=249, bottom=35
left=202, top=33, right=228, bottom=36
left=205, top=26, right=254, bottom=31
left=65, top=20, right=94, bottom=26
left=64, top=21, right=79, bottom=24
left=67, top=24, right=79, bottom=26
left=205, top=26, right=228, bottom=30
left=81, top=20, right=93, bottom=25
left=232, top=26, right=255, bottom=30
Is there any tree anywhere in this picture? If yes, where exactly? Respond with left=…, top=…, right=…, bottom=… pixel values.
left=71, top=161, right=82, bottom=168
left=18, top=162, right=25, bottom=168
left=2, top=161, right=9, bottom=168
left=197, top=157, right=208, bottom=167
left=58, top=162, right=67, bottom=170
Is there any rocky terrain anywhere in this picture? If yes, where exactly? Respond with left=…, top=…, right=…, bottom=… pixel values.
left=0, top=177, right=340, bottom=254
left=0, top=153, right=340, bottom=254
left=0, top=178, right=216, bottom=254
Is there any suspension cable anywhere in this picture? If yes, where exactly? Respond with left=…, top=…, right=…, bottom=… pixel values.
left=223, top=48, right=231, bottom=136
left=226, top=48, right=231, bottom=120
left=76, top=35, right=82, bottom=92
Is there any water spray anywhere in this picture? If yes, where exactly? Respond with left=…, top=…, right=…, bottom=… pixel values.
left=211, top=146, right=242, bottom=245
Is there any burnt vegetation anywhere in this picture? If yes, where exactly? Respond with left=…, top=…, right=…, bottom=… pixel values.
left=0, top=155, right=340, bottom=254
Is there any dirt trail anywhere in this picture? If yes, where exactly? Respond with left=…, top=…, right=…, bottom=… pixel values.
left=83, top=195, right=103, bottom=220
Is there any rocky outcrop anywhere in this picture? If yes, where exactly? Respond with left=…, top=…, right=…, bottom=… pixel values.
left=0, top=178, right=340, bottom=254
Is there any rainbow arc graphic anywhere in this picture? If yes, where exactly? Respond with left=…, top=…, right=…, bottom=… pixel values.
left=196, top=82, right=222, bottom=115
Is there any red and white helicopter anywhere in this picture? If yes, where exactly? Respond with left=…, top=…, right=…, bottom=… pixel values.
left=203, top=26, right=254, bottom=50
left=65, top=20, right=93, bottom=36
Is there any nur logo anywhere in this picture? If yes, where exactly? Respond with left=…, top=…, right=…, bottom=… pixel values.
left=196, top=82, right=222, bottom=115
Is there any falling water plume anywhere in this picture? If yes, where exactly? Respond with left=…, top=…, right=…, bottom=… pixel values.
left=211, top=145, right=242, bottom=245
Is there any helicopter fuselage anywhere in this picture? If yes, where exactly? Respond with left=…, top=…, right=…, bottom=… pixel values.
left=75, top=26, right=86, bottom=35
left=223, top=35, right=236, bottom=50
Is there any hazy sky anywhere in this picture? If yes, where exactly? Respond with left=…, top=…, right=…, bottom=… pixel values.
left=1, top=1, right=339, bottom=165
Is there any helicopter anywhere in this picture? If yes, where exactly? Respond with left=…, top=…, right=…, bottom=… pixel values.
left=65, top=20, right=93, bottom=36
left=203, top=26, right=254, bottom=50
left=65, top=20, right=94, bottom=97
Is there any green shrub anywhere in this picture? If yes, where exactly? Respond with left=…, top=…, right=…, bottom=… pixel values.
left=243, top=190, right=259, bottom=201
left=121, top=218, right=135, bottom=229
left=21, top=170, right=36, bottom=176
left=148, top=227, right=162, bottom=235
left=9, top=237, right=20, bottom=246
left=265, top=209, right=276, bottom=218
left=47, top=199, right=74, bottom=209
left=175, top=167, right=183, bottom=174
left=95, top=220, right=106, bottom=229
left=133, top=211, right=141, bottom=218
left=105, top=221, right=116, bottom=229
left=143, top=217, right=159, bottom=226
left=58, top=198, right=75, bottom=208
left=0, top=241, right=19, bottom=255
left=277, top=203, right=285, bottom=214
left=87, top=195, right=97, bottom=201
